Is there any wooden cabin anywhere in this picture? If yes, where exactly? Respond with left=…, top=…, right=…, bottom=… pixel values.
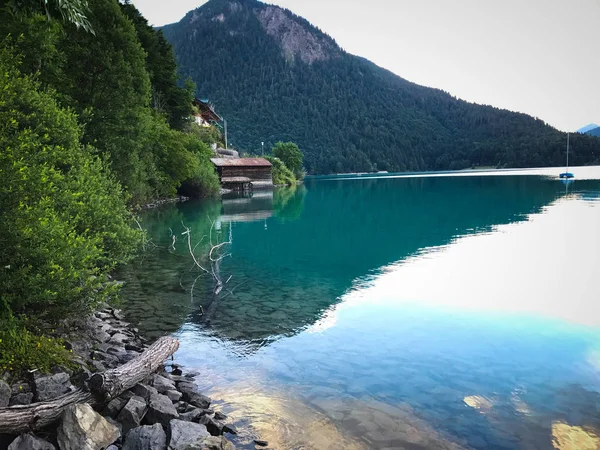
left=211, top=158, right=273, bottom=190
left=193, top=98, right=222, bottom=127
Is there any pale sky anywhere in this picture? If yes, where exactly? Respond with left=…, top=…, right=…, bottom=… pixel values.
left=131, top=0, right=600, bottom=132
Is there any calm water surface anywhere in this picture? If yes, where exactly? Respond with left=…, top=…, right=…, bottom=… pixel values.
left=118, top=167, right=600, bottom=450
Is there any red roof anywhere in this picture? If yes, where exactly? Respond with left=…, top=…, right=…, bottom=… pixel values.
left=211, top=158, right=272, bottom=167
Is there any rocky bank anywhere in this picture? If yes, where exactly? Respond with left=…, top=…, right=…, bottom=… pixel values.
left=0, top=307, right=262, bottom=450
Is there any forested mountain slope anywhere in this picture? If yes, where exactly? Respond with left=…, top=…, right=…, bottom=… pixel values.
left=162, top=0, right=600, bottom=174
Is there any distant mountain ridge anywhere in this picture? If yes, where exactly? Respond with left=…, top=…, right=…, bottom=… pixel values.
left=161, top=0, right=600, bottom=173
left=586, top=127, right=600, bottom=138
left=578, top=123, right=599, bottom=134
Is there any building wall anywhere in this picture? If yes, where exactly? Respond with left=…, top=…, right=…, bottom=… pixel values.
left=221, top=167, right=272, bottom=181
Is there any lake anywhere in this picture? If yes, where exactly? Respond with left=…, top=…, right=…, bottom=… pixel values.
left=117, top=167, right=600, bottom=450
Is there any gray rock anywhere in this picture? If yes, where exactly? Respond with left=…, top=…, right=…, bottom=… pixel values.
left=103, top=396, right=128, bottom=418
left=174, top=401, right=191, bottom=413
left=152, top=374, right=176, bottom=394
left=90, top=351, right=119, bottom=366
left=122, top=424, right=167, bottom=450
left=90, top=360, right=107, bottom=373
left=165, top=390, right=182, bottom=402
left=178, top=408, right=204, bottom=422
left=8, top=433, right=55, bottom=450
left=32, top=372, right=72, bottom=402
left=105, top=417, right=123, bottom=436
left=184, top=392, right=211, bottom=410
left=131, top=383, right=159, bottom=400
left=168, top=419, right=210, bottom=450
left=109, top=333, right=130, bottom=345
left=126, top=344, right=144, bottom=352
left=176, top=381, right=197, bottom=395
left=203, top=436, right=236, bottom=450
left=9, top=392, right=34, bottom=406
left=145, top=393, right=179, bottom=427
left=214, top=411, right=227, bottom=421
left=117, top=395, right=148, bottom=434
left=0, top=379, right=11, bottom=407
left=199, top=415, right=223, bottom=436
left=254, top=440, right=268, bottom=447
left=57, top=403, right=120, bottom=450
left=118, top=352, right=138, bottom=364
left=106, top=446, right=119, bottom=450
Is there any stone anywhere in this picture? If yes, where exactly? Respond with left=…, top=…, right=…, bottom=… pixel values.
left=91, top=350, right=119, bottom=366
left=185, top=436, right=236, bottom=450
left=165, top=390, right=182, bottom=402
left=90, top=360, right=107, bottom=373
left=57, top=403, right=120, bottom=450
left=122, top=424, right=167, bottom=450
left=152, top=374, right=176, bottom=394
left=131, top=383, right=159, bottom=400
left=31, top=372, right=72, bottom=402
left=184, top=392, right=211, bottom=410
left=0, top=379, right=11, bottom=407
left=103, top=396, right=128, bottom=418
left=145, top=393, right=179, bottom=427
left=178, top=408, right=204, bottom=422
left=185, top=371, right=200, bottom=378
left=105, top=417, right=123, bottom=436
left=117, top=395, right=148, bottom=434
left=106, top=446, right=119, bottom=450
left=9, top=392, right=34, bottom=406
left=175, top=401, right=191, bottom=413
left=168, top=419, right=210, bottom=450
left=126, top=344, right=144, bottom=352
left=254, top=440, right=269, bottom=447
left=8, top=433, right=55, bottom=450
left=198, top=415, right=223, bottom=436
left=109, top=332, right=130, bottom=345
left=118, top=352, right=139, bottom=364
left=176, top=381, right=197, bottom=395
left=214, top=411, right=227, bottom=421
left=171, top=368, right=183, bottom=376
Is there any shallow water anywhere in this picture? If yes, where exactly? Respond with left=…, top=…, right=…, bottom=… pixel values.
left=118, top=167, right=600, bottom=449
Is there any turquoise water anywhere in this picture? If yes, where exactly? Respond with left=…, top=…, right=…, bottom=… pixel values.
left=118, top=167, right=600, bottom=449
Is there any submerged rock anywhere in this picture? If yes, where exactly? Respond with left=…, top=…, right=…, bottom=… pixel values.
left=8, top=433, right=55, bottom=450
left=57, top=403, right=120, bottom=450
left=122, top=424, right=167, bottom=450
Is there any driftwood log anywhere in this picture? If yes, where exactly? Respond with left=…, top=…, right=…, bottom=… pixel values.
left=0, top=336, right=179, bottom=434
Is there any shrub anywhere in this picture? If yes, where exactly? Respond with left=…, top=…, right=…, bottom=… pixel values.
left=0, top=318, right=74, bottom=379
left=265, top=155, right=296, bottom=186
left=272, top=141, right=303, bottom=178
left=0, top=45, right=142, bottom=323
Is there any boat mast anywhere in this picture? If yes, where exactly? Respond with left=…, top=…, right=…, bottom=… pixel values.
left=566, top=133, right=569, bottom=171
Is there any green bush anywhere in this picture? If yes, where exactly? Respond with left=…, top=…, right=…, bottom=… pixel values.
left=272, top=141, right=303, bottom=178
left=0, top=45, right=142, bottom=322
left=265, top=155, right=296, bottom=186
left=178, top=139, right=221, bottom=198
left=0, top=318, right=74, bottom=379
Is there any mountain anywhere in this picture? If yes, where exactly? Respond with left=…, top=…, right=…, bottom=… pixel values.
left=586, top=127, right=600, bottom=138
left=161, top=0, right=600, bottom=174
left=578, top=123, right=600, bottom=134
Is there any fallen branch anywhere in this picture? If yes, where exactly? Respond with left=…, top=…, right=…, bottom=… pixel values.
left=0, top=336, right=179, bottom=434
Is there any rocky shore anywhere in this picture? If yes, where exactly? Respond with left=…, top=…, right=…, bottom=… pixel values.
left=0, top=307, right=261, bottom=450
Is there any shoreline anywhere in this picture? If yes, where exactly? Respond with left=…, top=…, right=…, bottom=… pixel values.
left=0, top=306, right=261, bottom=450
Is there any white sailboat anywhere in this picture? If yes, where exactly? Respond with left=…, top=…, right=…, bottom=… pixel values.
left=559, top=133, right=574, bottom=179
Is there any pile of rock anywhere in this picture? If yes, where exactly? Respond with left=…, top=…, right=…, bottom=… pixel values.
left=1, top=307, right=240, bottom=450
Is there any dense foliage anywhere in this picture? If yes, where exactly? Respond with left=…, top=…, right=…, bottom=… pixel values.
left=265, top=156, right=296, bottom=186
left=0, top=0, right=220, bottom=373
left=162, top=0, right=600, bottom=174
left=0, top=46, right=141, bottom=322
left=272, top=141, right=303, bottom=177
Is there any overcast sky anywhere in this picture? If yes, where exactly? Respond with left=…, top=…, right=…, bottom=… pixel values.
left=131, top=0, right=600, bottom=132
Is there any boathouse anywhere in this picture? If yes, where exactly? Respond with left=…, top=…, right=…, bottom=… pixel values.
left=211, top=158, right=273, bottom=190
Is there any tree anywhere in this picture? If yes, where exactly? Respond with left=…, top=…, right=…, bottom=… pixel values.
left=272, top=141, right=303, bottom=176
left=0, top=44, right=141, bottom=322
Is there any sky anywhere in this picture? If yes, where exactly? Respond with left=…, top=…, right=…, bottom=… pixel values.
left=131, top=0, right=600, bottom=132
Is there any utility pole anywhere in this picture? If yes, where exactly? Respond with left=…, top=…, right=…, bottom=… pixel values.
left=224, top=119, right=228, bottom=150
left=261, top=141, right=264, bottom=156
